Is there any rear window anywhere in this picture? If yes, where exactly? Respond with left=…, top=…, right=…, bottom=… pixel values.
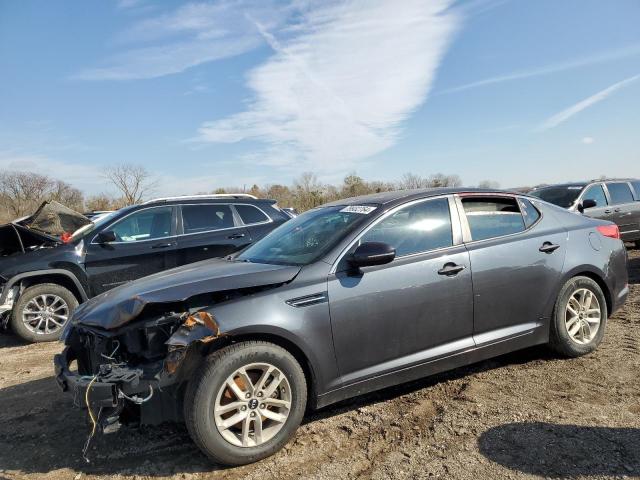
left=235, top=204, right=270, bottom=225
left=529, top=185, right=584, bottom=208
left=606, top=183, right=634, bottom=205
left=182, top=204, right=235, bottom=234
left=462, top=197, right=525, bottom=241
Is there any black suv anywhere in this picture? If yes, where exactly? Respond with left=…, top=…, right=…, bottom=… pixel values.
left=531, top=179, right=640, bottom=246
left=0, top=195, right=289, bottom=342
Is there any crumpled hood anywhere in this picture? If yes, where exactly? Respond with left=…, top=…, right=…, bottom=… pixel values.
left=72, top=258, right=301, bottom=330
left=18, top=200, right=91, bottom=236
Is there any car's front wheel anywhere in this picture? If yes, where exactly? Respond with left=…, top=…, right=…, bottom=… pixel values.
left=184, top=341, right=307, bottom=466
left=549, top=276, right=607, bottom=357
left=10, top=283, right=78, bottom=343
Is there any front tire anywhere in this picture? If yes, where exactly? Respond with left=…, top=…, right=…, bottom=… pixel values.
left=10, top=283, right=78, bottom=343
left=184, top=341, right=307, bottom=466
left=549, top=276, right=607, bottom=357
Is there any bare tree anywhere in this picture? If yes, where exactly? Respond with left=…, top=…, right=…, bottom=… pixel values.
left=103, top=164, right=157, bottom=205
left=478, top=180, right=500, bottom=189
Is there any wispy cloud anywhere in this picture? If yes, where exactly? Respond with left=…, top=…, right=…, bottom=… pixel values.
left=539, top=74, right=640, bottom=130
left=439, top=44, right=640, bottom=94
left=196, top=0, right=460, bottom=170
left=74, top=1, right=299, bottom=80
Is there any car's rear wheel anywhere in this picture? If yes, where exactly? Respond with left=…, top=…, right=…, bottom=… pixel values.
left=549, top=276, right=607, bottom=357
left=10, top=283, right=78, bottom=343
left=184, top=341, right=307, bottom=466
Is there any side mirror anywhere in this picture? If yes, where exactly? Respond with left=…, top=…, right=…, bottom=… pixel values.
left=578, top=199, right=597, bottom=213
left=96, top=230, right=117, bottom=244
left=348, top=242, right=396, bottom=268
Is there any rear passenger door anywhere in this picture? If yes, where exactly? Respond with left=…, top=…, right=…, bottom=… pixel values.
left=458, top=195, right=566, bottom=343
left=234, top=203, right=277, bottom=242
left=176, top=203, right=251, bottom=266
left=604, top=182, right=640, bottom=241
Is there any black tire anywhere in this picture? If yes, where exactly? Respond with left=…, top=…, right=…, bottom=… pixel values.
left=184, top=341, right=307, bottom=466
left=10, top=283, right=78, bottom=343
left=549, top=276, right=607, bottom=357
left=635, top=240, right=640, bottom=250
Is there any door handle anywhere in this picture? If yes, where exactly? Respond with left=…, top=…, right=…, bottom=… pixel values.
left=539, top=242, right=560, bottom=253
left=227, top=233, right=246, bottom=239
left=604, top=209, right=613, bottom=214
left=152, top=242, right=173, bottom=249
left=438, top=263, right=466, bottom=276
left=614, top=208, right=621, bottom=213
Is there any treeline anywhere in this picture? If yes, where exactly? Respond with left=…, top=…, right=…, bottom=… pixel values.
left=0, top=165, right=503, bottom=223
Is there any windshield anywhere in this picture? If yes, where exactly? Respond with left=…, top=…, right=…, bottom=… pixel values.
left=530, top=185, right=584, bottom=208
left=70, top=210, right=120, bottom=240
left=237, top=205, right=377, bottom=266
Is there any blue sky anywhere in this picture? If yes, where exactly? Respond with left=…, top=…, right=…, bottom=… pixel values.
left=1, top=0, right=639, bottom=197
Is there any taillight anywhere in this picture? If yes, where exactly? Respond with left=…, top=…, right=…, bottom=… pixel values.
left=60, top=232, right=72, bottom=243
left=596, top=225, right=620, bottom=240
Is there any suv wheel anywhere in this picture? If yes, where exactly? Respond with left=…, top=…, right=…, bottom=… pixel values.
left=184, top=341, right=307, bottom=466
left=10, top=283, right=78, bottom=343
left=549, top=276, right=607, bottom=357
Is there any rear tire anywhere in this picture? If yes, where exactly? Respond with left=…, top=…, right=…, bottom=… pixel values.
left=10, top=283, right=78, bottom=343
left=549, top=276, right=607, bottom=357
left=184, top=341, right=307, bottom=466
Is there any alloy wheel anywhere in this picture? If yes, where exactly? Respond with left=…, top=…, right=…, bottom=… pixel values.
left=214, top=362, right=292, bottom=448
left=22, top=294, right=70, bottom=335
left=565, top=288, right=601, bottom=345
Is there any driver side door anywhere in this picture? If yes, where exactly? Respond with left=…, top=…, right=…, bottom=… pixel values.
left=328, top=196, right=474, bottom=387
left=84, top=206, right=178, bottom=295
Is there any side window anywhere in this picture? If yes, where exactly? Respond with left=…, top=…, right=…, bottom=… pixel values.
left=235, top=204, right=270, bottom=225
left=182, top=204, right=235, bottom=234
left=462, top=197, right=525, bottom=241
left=519, top=198, right=541, bottom=228
left=606, top=182, right=634, bottom=205
left=109, top=207, right=173, bottom=242
left=582, top=184, right=608, bottom=208
left=361, top=198, right=453, bottom=256
left=630, top=181, right=640, bottom=201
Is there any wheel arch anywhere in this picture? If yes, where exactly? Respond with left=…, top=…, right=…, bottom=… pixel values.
left=205, top=330, right=319, bottom=410
left=3, top=270, right=89, bottom=305
left=560, top=266, right=612, bottom=316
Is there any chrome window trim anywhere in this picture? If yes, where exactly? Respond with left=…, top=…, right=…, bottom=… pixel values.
left=330, top=194, right=460, bottom=274
left=455, top=194, right=543, bottom=245
left=177, top=202, right=273, bottom=237
left=89, top=205, right=176, bottom=245
left=577, top=182, right=609, bottom=208
left=232, top=203, right=274, bottom=227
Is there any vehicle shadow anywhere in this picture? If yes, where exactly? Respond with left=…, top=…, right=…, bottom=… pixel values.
left=628, top=254, right=640, bottom=285
left=478, top=422, right=640, bottom=477
left=0, top=345, right=556, bottom=477
left=0, top=331, right=26, bottom=348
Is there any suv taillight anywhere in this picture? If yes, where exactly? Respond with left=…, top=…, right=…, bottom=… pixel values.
left=596, top=225, right=621, bottom=239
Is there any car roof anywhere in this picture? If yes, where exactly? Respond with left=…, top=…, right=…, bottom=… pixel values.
left=141, top=195, right=276, bottom=206
left=322, top=187, right=519, bottom=208
left=534, top=178, right=639, bottom=190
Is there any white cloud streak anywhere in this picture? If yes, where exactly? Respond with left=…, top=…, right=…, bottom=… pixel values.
left=196, top=0, right=460, bottom=170
left=440, top=44, right=640, bottom=94
left=539, top=74, right=640, bottom=130
left=75, top=1, right=299, bottom=81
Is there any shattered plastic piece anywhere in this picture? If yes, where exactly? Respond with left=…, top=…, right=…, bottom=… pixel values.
left=164, top=311, right=224, bottom=374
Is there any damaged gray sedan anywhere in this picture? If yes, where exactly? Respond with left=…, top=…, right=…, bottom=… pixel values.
left=55, top=188, right=629, bottom=466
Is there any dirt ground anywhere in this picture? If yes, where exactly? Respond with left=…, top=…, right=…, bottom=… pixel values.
left=1, top=250, right=639, bottom=480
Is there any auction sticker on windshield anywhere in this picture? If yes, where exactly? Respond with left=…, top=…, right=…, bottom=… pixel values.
left=340, top=206, right=377, bottom=214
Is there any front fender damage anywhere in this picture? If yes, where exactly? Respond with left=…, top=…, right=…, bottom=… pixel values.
left=56, top=310, right=229, bottom=461
left=164, top=311, right=225, bottom=374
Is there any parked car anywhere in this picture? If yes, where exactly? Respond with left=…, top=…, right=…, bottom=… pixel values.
left=0, top=194, right=289, bottom=342
left=55, top=188, right=628, bottom=466
left=530, top=179, right=640, bottom=247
